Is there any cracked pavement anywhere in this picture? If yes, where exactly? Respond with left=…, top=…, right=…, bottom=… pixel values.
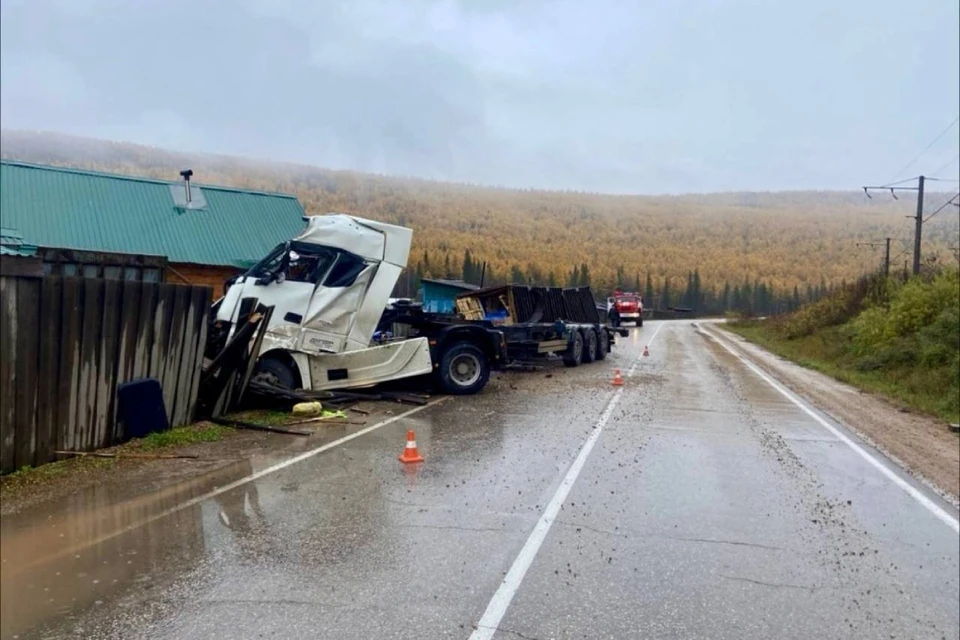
left=1, top=321, right=957, bottom=640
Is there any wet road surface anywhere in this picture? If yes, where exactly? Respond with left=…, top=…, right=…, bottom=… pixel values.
left=2, top=321, right=958, bottom=639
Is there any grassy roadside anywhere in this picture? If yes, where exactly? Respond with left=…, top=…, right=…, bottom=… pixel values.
left=725, top=321, right=959, bottom=424
left=0, top=408, right=328, bottom=492
left=0, top=422, right=235, bottom=493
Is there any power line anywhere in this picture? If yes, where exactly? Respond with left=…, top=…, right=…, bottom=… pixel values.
left=922, top=192, right=960, bottom=223
left=929, top=153, right=960, bottom=178
left=888, top=116, right=960, bottom=183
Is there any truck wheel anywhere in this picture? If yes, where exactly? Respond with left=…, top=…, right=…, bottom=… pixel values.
left=582, top=329, right=598, bottom=363
left=638, top=317, right=644, bottom=327
left=437, top=342, right=490, bottom=395
left=596, top=330, right=609, bottom=361
left=252, top=356, right=298, bottom=390
left=563, top=330, right=583, bottom=368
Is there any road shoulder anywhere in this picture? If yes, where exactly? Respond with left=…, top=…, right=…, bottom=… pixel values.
left=702, top=323, right=959, bottom=506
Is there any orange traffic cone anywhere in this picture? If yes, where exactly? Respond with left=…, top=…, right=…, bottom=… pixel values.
left=611, top=369, right=624, bottom=386
left=643, top=345, right=650, bottom=357
left=398, top=430, right=424, bottom=464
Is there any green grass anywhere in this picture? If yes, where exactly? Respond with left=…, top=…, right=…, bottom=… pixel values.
left=1, top=456, right=116, bottom=491
left=727, top=321, right=960, bottom=423
left=228, top=409, right=292, bottom=425
left=136, top=423, right=234, bottom=450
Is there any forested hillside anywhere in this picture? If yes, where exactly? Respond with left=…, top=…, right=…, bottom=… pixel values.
left=3, top=130, right=958, bottom=314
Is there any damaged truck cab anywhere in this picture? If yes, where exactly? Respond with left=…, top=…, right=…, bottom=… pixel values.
left=209, top=214, right=506, bottom=395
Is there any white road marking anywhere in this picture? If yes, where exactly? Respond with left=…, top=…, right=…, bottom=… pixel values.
left=25, top=399, right=448, bottom=568
left=646, top=321, right=665, bottom=347
left=701, top=326, right=959, bottom=534
left=470, top=323, right=668, bottom=640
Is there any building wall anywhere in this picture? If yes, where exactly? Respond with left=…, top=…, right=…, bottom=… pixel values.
left=167, top=262, right=241, bottom=294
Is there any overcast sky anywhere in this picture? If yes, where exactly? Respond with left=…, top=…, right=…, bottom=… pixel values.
left=1, top=0, right=958, bottom=194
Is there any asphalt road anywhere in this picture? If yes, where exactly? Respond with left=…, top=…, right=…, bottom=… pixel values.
left=3, top=321, right=958, bottom=640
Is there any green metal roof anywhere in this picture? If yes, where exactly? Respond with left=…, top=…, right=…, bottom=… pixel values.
left=0, top=226, right=38, bottom=257
left=0, top=160, right=308, bottom=267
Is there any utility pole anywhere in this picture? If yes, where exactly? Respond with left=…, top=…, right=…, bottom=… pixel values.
left=862, top=176, right=925, bottom=278
left=884, top=237, right=891, bottom=278
left=912, top=175, right=925, bottom=275
left=855, top=237, right=892, bottom=278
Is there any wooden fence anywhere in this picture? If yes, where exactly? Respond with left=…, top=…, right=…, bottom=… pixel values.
left=0, top=275, right=212, bottom=474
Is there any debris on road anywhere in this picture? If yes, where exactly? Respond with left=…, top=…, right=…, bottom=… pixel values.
left=211, top=417, right=312, bottom=437
left=54, top=450, right=200, bottom=461
left=292, top=401, right=324, bottom=416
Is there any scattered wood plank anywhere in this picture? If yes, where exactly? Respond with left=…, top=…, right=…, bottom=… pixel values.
left=54, top=450, right=200, bottom=460
left=212, top=417, right=312, bottom=436
left=286, top=416, right=366, bottom=426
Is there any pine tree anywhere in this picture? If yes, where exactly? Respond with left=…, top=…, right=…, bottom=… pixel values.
left=527, top=263, right=544, bottom=285
left=568, top=265, right=580, bottom=287
left=693, top=269, right=702, bottom=310
left=462, top=249, right=475, bottom=284
left=548, top=271, right=558, bottom=287
left=510, top=264, right=526, bottom=284
left=615, top=264, right=626, bottom=289
left=443, top=254, right=453, bottom=279
left=721, top=282, right=731, bottom=311
left=662, top=278, right=672, bottom=309
left=644, top=273, right=654, bottom=306
left=792, top=285, right=800, bottom=311
left=579, top=263, right=591, bottom=287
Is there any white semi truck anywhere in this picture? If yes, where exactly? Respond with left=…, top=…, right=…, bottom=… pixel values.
left=207, top=214, right=507, bottom=395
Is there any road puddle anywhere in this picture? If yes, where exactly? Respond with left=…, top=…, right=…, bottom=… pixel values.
left=0, top=459, right=256, bottom=639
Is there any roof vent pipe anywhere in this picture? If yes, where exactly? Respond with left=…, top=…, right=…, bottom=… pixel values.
left=179, top=168, right=194, bottom=203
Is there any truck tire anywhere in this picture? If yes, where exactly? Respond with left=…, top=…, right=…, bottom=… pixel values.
left=596, top=329, right=609, bottom=361
left=436, top=341, right=490, bottom=395
left=252, top=356, right=298, bottom=390
left=582, top=329, right=598, bottom=363
left=562, top=330, right=583, bottom=368
left=638, top=317, right=644, bottom=327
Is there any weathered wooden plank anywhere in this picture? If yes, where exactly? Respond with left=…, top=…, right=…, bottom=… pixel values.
left=0, top=277, right=18, bottom=473
left=94, top=279, right=122, bottom=449
left=35, top=277, right=63, bottom=465
left=113, top=281, right=143, bottom=441
left=171, top=287, right=202, bottom=427
left=76, top=279, right=104, bottom=452
left=149, top=284, right=176, bottom=390
left=185, top=287, right=211, bottom=423
left=132, top=282, right=157, bottom=380
left=160, top=285, right=188, bottom=422
left=13, top=277, right=40, bottom=469
left=57, top=279, right=83, bottom=453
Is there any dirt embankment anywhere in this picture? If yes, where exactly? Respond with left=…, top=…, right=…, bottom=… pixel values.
left=708, top=325, right=959, bottom=506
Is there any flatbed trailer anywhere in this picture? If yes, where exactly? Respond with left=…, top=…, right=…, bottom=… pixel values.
left=379, top=304, right=626, bottom=369
left=496, top=320, right=627, bottom=367
left=450, top=284, right=628, bottom=367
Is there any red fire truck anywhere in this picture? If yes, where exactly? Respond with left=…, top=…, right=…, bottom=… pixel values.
left=607, top=290, right=643, bottom=327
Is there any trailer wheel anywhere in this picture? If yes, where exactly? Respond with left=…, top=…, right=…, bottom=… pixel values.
left=563, top=330, right=583, bottom=368
left=596, top=329, right=609, bottom=361
left=437, top=342, right=490, bottom=395
left=582, top=329, right=598, bottom=363
left=252, top=355, right=298, bottom=390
